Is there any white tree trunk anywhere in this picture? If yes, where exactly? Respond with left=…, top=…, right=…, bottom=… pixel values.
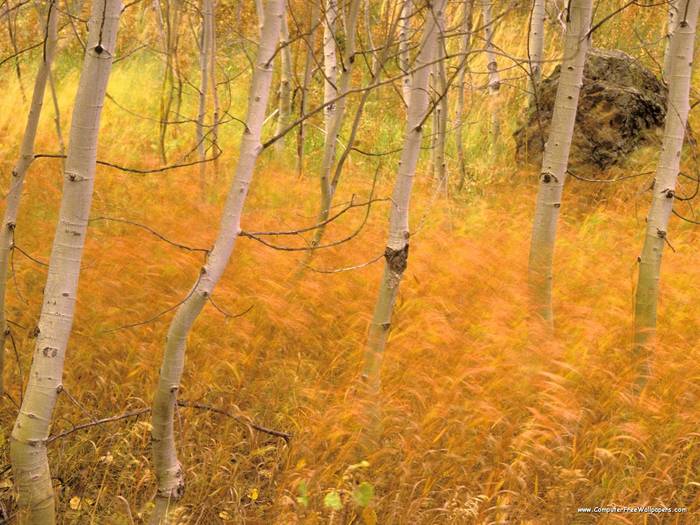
left=274, top=6, right=293, bottom=153
left=635, top=0, right=700, bottom=350
left=456, top=0, right=473, bottom=190
left=663, top=0, right=680, bottom=82
left=196, top=0, right=212, bottom=191
left=9, top=0, right=121, bottom=522
left=528, top=0, right=546, bottom=104
left=528, top=0, right=592, bottom=325
left=433, top=9, right=448, bottom=189
left=297, top=2, right=320, bottom=177
left=323, top=0, right=339, bottom=138
left=149, top=1, right=284, bottom=522
left=302, top=0, right=362, bottom=264
left=398, top=0, right=412, bottom=102
left=480, top=0, right=500, bottom=139
left=362, top=0, right=446, bottom=398
left=0, top=0, right=59, bottom=396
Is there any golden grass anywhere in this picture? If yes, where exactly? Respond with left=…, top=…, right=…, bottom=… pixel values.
left=1, top=2, right=700, bottom=523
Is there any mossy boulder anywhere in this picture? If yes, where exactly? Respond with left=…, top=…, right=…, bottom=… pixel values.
left=515, top=49, right=667, bottom=170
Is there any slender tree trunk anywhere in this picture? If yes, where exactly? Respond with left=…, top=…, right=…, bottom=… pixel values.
left=149, top=1, right=283, bottom=522
left=635, top=0, right=699, bottom=363
left=528, top=0, right=593, bottom=325
left=0, top=0, right=59, bottom=397
left=663, top=0, right=680, bottom=82
left=362, top=0, right=445, bottom=411
left=398, top=0, right=412, bottom=103
left=528, top=0, right=546, bottom=105
left=209, top=0, right=219, bottom=170
left=297, top=2, right=319, bottom=177
left=433, top=9, right=448, bottom=190
left=323, top=0, right=339, bottom=139
left=480, top=0, right=500, bottom=140
left=9, top=1, right=121, bottom=522
left=456, top=0, right=473, bottom=191
left=197, top=0, right=212, bottom=193
left=299, top=0, right=362, bottom=269
left=274, top=6, right=293, bottom=153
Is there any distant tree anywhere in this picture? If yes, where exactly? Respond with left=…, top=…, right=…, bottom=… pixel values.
left=9, top=0, right=122, bottom=521
left=456, top=0, right=474, bottom=191
left=480, top=0, right=501, bottom=140
left=528, top=0, right=593, bottom=324
left=663, top=0, right=680, bottom=82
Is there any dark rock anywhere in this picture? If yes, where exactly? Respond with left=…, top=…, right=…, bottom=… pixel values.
left=514, top=49, right=667, bottom=171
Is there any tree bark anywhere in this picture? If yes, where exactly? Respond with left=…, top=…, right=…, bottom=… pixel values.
left=362, top=0, right=446, bottom=407
left=663, top=0, right=680, bottom=83
left=0, top=0, right=59, bottom=396
left=297, top=2, right=320, bottom=177
left=528, top=0, right=593, bottom=325
left=528, top=0, right=546, bottom=105
left=274, top=6, right=293, bottom=153
left=197, top=0, right=213, bottom=193
left=149, top=1, right=284, bottom=522
left=398, top=0, right=412, bottom=103
left=480, top=0, right=500, bottom=140
left=635, top=0, right=699, bottom=359
left=9, top=0, right=121, bottom=522
left=323, top=0, right=339, bottom=139
left=456, top=0, right=473, bottom=191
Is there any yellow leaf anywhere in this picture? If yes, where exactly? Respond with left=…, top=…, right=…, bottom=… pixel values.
left=362, top=507, right=377, bottom=525
left=248, top=487, right=259, bottom=501
left=218, top=510, right=233, bottom=521
left=69, top=496, right=81, bottom=510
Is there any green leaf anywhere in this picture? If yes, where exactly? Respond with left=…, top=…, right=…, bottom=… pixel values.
left=296, top=481, right=309, bottom=508
left=323, top=491, right=343, bottom=511
left=353, top=482, right=374, bottom=507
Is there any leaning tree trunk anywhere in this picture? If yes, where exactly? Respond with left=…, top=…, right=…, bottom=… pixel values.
left=149, top=1, right=283, bottom=522
left=662, top=0, right=680, bottom=82
left=0, top=0, right=59, bottom=396
left=299, top=0, right=361, bottom=269
left=480, top=0, right=500, bottom=140
left=362, top=0, right=445, bottom=411
left=456, top=0, right=473, bottom=191
left=274, top=6, right=293, bottom=153
left=323, top=0, right=339, bottom=139
left=433, top=10, right=448, bottom=190
left=9, top=0, right=121, bottom=522
left=635, top=0, right=699, bottom=363
left=528, top=0, right=592, bottom=325
left=196, top=0, right=213, bottom=192
left=528, top=0, right=546, bottom=105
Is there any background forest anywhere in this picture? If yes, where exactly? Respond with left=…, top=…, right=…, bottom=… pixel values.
left=0, top=0, right=699, bottom=523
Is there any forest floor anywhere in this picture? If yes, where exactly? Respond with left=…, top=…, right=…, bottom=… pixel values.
left=1, top=148, right=700, bottom=524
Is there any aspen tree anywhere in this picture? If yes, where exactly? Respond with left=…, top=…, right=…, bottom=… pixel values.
left=456, top=0, right=473, bottom=190
left=635, top=0, right=700, bottom=356
left=297, top=3, right=320, bottom=177
left=432, top=6, right=448, bottom=188
left=399, top=0, right=413, bottom=102
left=0, top=0, right=59, bottom=395
left=149, top=1, right=284, bottom=522
left=274, top=6, right=293, bottom=153
left=663, top=0, right=680, bottom=82
left=9, top=0, right=121, bottom=522
left=362, top=0, right=446, bottom=395
left=528, top=0, right=592, bottom=324
left=528, top=0, right=546, bottom=104
left=302, top=0, right=362, bottom=264
left=196, top=0, right=213, bottom=191
left=480, top=0, right=500, bottom=139
left=323, top=0, right=339, bottom=137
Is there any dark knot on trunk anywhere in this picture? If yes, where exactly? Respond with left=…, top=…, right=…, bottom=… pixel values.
left=384, top=244, right=409, bottom=274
